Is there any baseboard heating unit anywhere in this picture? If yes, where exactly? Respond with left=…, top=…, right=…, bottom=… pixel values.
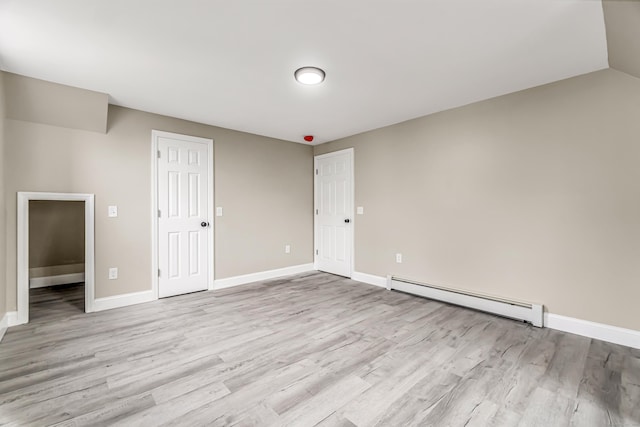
left=386, top=275, right=544, bottom=327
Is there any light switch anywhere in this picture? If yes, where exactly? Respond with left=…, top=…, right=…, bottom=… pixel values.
left=108, top=205, right=118, bottom=217
left=216, top=207, right=223, bottom=217
left=357, top=206, right=364, bottom=215
left=396, top=253, right=403, bottom=263
left=285, top=244, right=291, bottom=254
left=108, top=267, right=118, bottom=279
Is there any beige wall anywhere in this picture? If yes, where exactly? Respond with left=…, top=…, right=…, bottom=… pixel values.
left=214, top=132, right=313, bottom=278
left=603, top=0, right=640, bottom=79
left=4, top=72, right=108, bottom=133
left=4, top=84, right=313, bottom=308
left=29, top=200, right=85, bottom=277
left=315, top=68, right=640, bottom=331
left=0, top=72, right=6, bottom=321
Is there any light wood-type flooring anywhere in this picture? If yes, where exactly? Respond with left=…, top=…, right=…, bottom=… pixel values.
left=1, top=272, right=639, bottom=426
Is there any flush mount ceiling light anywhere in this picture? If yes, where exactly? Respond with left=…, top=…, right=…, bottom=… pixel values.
left=294, top=67, right=326, bottom=85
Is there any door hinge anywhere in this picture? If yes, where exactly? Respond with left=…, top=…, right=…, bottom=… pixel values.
left=315, top=249, right=318, bottom=255
left=315, top=169, right=318, bottom=175
left=158, top=269, right=161, bottom=277
left=315, top=209, right=318, bottom=215
left=158, top=209, right=161, bottom=218
left=157, top=150, right=161, bottom=158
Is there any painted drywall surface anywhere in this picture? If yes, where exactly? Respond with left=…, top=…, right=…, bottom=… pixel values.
left=4, top=103, right=312, bottom=307
left=29, top=200, right=85, bottom=277
left=214, top=129, right=313, bottom=278
left=603, top=0, right=640, bottom=79
left=0, top=71, right=7, bottom=320
left=315, top=68, right=640, bottom=331
left=4, top=72, right=108, bottom=133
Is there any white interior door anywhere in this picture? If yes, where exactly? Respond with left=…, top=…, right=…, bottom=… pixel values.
left=157, top=133, right=212, bottom=298
left=314, top=149, right=353, bottom=277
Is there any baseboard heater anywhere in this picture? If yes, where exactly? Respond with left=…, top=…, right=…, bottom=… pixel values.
left=386, top=275, right=544, bottom=327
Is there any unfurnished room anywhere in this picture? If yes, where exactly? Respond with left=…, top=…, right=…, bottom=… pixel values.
left=0, top=1, right=639, bottom=426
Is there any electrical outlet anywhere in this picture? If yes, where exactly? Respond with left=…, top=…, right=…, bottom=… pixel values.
left=285, top=244, right=291, bottom=254
left=108, top=267, right=118, bottom=280
left=108, top=205, right=118, bottom=217
left=357, top=206, right=364, bottom=215
left=396, top=253, right=402, bottom=263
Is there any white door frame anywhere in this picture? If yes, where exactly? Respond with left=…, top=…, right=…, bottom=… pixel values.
left=313, top=148, right=355, bottom=277
left=151, top=130, right=215, bottom=298
left=17, top=192, right=95, bottom=325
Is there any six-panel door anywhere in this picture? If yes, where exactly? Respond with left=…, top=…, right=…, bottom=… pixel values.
left=315, top=150, right=353, bottom=277
left=158, top=136, right=210, bottom=298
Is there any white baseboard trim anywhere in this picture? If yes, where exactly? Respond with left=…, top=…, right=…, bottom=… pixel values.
left=213, top=263, right=315, bottom=290
left=30, top=272, right=85, bottom=289
left=0, top=312, right=9, bottom=342
left=93, top=290, right=156, bottom=312
left=545, top=313, right=640, bottom=350
left=351, top=271, right=387, bottom=288
left=6, top=312, right=20, bottom=327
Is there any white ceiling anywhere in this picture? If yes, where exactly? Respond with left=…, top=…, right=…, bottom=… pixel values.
left=0, top=0, right=608, bottom=144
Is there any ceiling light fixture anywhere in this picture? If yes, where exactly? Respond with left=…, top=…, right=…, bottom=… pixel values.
left=294, top=67, right=325, bottom=85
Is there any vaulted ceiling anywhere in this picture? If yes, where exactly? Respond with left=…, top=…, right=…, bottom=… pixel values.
left=0, top=1, right=615, bottom=144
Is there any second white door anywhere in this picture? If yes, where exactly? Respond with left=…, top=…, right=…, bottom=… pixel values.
left=156, top=131, right=212, bottom=298
left=314, top=149, right=353, bottom=277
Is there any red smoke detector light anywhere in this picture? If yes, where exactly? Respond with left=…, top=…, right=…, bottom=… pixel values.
left=304, top=135, right=314, bottom=142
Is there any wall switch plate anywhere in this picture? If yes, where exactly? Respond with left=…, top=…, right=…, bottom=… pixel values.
left=396, top=253, right=403, bottom=263
left=216, top=207, right=223, bottom=217
left=285, top=244, right=291, bottom=254
left=108, top=267, right=118, bottom=279
left=108, top=205, right=118, bottom=217
left=357, top=206, right=364, bottom=215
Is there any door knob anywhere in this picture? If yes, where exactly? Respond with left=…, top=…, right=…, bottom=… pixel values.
left=201, top=221, right=209, bottom=228
left=344, top=219, right=350, bottom=223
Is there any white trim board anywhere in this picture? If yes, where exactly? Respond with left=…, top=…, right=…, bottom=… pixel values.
left=86, top=264, right=314, bottom=311
left=351, top=271, right=387, bottom=288
left=17, top=192, right=96, bottom=325
left=0, top=312, right=9, bottom=343
left=350, top=271, right=640, bottom=350
left=6, top=312, right=19, bottom=327
left=545, top=313, right=640, bottom=350
left=93, top=290, right=156, bottom=312
left=30, top=273, right=85, bottom=289
left=213, top=263, right=315, bottom=290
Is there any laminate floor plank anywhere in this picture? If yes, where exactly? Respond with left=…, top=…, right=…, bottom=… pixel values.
left=278, top=374, right=371, bottom=427
left=112, top=380, right=231, bottom=427
left=1, top=274, right=638, bottom=426
left=368, top=369, right=460, bottom=427
left=340, top=350, right=449, bottom=426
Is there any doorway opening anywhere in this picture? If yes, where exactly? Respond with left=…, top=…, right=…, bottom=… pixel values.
left=17, top=192, right=95, bottom=325
left=28, top=200, right=86, bottom=322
